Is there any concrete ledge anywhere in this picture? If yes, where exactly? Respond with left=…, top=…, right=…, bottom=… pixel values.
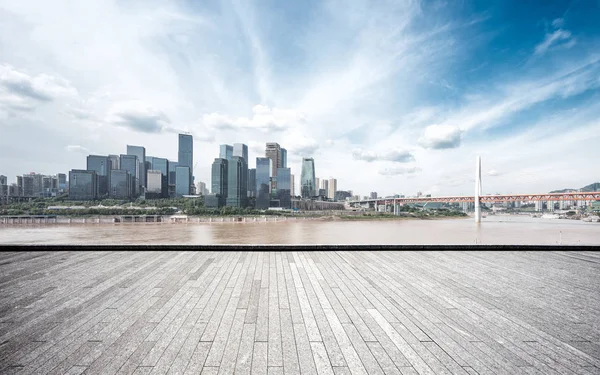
left=4, top=244, right=600, bottom=251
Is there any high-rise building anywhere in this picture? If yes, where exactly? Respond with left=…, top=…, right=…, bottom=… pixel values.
left=108, top=154, right=120, bottom=170
left=291, top=174, right=295, bottom=197
left=280, top=148, right=287, bottom=169
left=328, top=178, right=337, bottom=200
left=87, top=155, right=112, bottom=198
left=0, top=175, right=7, bottom=186
left=148, top=157, right=169, bottom=197
left=276, top=168, right=291, bottom=209
left=315, top=178, right=320, bottom=193
left=58, top=173, right=67, bottom=191
left=226, top=156, right=247, bottom=207
left=265, top=142, right=281, bottom=178
left=211, top=158, right=228, bottom=207
left=69, top=169, right=98, bottom=200
left=197, top=181, right=209, bottom=195
left=22, top=174, right=34, bottom=196
left=0, top=175, right=7, bottom=198
left=248, top=168, right=256, bottom=198
left=147, top=170, right=162, bottom=194
left=233, top=143, right=248, bottom=163
left=110, top=169, right=132, bottom=198
left=321, top=180, right=328, bottom=196
left=120, top=154, right=139, bottom=196
left=256, top=158, right=271, bottom=209
left=219, top=144, right=233, bottom=160
left=300, top=158, right=316, bottom=198
left=178, top=134, right=194, bottom=194
left=370, top=192, right=378, bottom=199
left=175, top=166, right=191, bottom=197
left=168, top=161, right=179, bottom=198
left=127, top=145, right=146, bottom=191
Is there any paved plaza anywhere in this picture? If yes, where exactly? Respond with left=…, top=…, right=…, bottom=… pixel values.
left=0, top=251, right=599, bottom=374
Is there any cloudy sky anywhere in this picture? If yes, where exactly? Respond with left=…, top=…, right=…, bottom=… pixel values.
left=1, top=0, right=599, bottom=197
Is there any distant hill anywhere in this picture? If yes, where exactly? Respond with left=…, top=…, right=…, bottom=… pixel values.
left=550, top=182, right=600, bottom=193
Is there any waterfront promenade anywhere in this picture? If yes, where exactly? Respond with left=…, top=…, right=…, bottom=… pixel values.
left=0, top=251, right=599, bottom=374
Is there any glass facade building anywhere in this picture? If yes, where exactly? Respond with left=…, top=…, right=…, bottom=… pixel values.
left=226, top=156, right=247, bottom=207
left=219, top=144, right=233, bottom=160
left=175, top=166, right=191, bottom=197
left=281, top=148, right=287, bottom=168
left=108, top=154, right=120, bottom=170
left=146, top=170, right=162, bottom=194
left=178, top=134, right=193, bottom=194
left=110, top=169, right=131, bottom=199
left=248, top=168, right=256, bottom=198
left=276, top=168, right=291, bottom=209
left=126, top=145, right=146, bottom=191
left=211, top=158, right=228, bottom=207
left=168, top=161, right=179, bottom=198
left=58, top=173, right=67, bottom=191
left=149, top=157, right=169, bottom=197
left=233, top=143, right=248, bottom=163
left=69, top=169, right=97, bottom=200
left=256, top=157, right=271, bottom=209
left=86, top=155, right=111, bottom=198
left=120, top=154, right=139, bottom=196
left=300, top=158, right=316, bottom=198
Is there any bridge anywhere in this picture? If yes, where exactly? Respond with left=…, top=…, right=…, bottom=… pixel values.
left=349, top=157, right=600, bottom=222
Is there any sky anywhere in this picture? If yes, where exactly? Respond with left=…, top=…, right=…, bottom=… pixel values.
left=1, top=0, right=600, bottom=197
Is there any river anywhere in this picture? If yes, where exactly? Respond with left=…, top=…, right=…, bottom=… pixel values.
left=0, top=215, right=598, bottom=245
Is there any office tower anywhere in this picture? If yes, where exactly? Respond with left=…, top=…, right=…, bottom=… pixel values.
left=256, top=157, right=271, bottom=209
left=69, top=169, right=98, bottom=200
left=315, top=178, right=320, bottom=193
left=265, top=142, right=281, bottom=178
left=168, top=161, right=179, bottom=198
left=120, top=154, right=139, bottom=196
left=219, top=144, right=233, bottom=160
left=280, top=148, right=287, bottom=168
left=147, top=157, right=168, bottom=198
left=226, top=156, right=246, bottom=207
left=321, top=180, right=328, bottom=195
left=178, top=134, right=194, bottom=194
left=291, top=174, right=295, bottom=197
left=276, top=168, right=291, bottom=209
left=328, top=178, right=337, bottom=200
left=370, top=192, right=378, bottom=199
left=110, top=170, right=132, bottom=198
left=248, top=168, right=256, bottom=198
left=300, top=158, right=316, bottom=198
left=211, top=158, right=228, bottom=207
left=108, top=154, right=120, bottom=170
left=127, top=145, right=146, bottom=192
left=87, top=155, right=112, bottom=198
left=197, top=181, right=208, bottom=195
left=175, top=166, right=191, bottom=197
left=58, top=173, right=67, bottom=191
left=233, top=143, right=248, bottom=163
left=147, top=170, right=162, bottom=195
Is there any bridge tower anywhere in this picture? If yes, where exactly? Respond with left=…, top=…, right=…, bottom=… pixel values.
left=475, top=156, right=482, bottom=223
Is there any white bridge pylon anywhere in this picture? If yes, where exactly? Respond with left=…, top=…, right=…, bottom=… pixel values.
left=475, top=156, right=482, bottom=223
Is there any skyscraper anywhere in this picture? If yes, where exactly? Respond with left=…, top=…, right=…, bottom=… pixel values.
left=178, top=133, right=194, bottom=194
left=248, top=168, right=256, bottom=198
left=147, top=170, right=162, bottom=194
left=226, top=156, right=247, bottom=207
left=120, top=154, right=139, bottom=196
left=280, top=148, right=287, bottom=169
left=233, top=143, right=248, bottom=163
left=322, top=179, right=329, bottom=195
left=256, top=158, right=271, bottom=209
left=300, top=158, right=316, bottom=198
left=58, top=173, right=67, bottom=191
left=110, top=169, right=131, bottom=198
left=265, top=142, right=281, bottom=178
left=87, top=155, right=112, bottom=198
left=108, top=154, right=120, bottom=170
left=168, top=161, right=179, bottom=198
left=69, top=170, right=98, bottom=200
left=315, top=178, right=320, bottom=193
left=149, top=157, right=169, bottom=198
left=211, top=158, right=228, bottom=207
left=291, top=174, right=295, bottom=197
left=126, top=145, right=146, bottom=191
left=175, top=166, right=191, bottom=197
left=276, top=168, right=291, bottom=209
left=219, top=144, right=233, bottom=160
left=328, top=178, right=337, bottom=200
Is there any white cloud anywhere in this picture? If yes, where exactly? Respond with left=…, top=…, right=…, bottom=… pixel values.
left=534, top=29, right=574, bottom=56
left=202, top=105, right=306, bottom=132
left=65, top=145, right=92, bottom=154
left=418, top=124, right=462, bottom=149
left=379, top=166, right=421, bottom=176
left=352, top=148, right=415, bottom=163
left=106, top=101, right=171, bottom=133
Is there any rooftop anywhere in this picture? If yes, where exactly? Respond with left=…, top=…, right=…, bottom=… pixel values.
left=0, top=250, right=598, bottom=374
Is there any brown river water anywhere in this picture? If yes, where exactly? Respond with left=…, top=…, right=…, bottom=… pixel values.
left=0, top=215, right=598, bottom=245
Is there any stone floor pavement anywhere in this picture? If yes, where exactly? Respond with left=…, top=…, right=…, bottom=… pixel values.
left=0, top=251, right=599, bottom=374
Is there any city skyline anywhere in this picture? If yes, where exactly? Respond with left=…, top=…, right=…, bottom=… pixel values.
left=1, top=2, right=600, bottom=197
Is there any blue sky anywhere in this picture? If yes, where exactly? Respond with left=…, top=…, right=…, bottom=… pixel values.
left=1, top=0, right=599, bottom=197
